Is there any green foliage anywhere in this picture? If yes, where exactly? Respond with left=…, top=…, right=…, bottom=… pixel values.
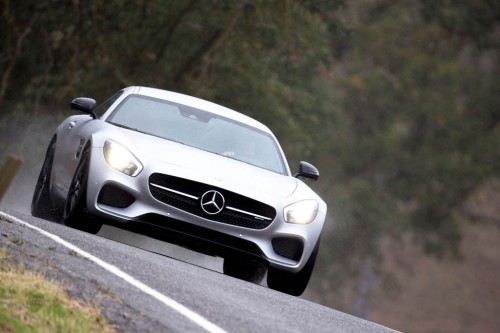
left=1, top=0, right=342, bottom=157
left=317, top=0, right=499, bottom=260
left=421, top=0, right=500, bottom=48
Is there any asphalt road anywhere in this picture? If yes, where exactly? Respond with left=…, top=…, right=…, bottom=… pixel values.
left=0, top=209, right=397, bottom=333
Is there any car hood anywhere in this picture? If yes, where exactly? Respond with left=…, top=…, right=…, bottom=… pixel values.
left=120, top=129, right=298, bottom=198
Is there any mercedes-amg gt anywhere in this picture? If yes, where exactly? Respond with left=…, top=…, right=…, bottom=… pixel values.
left=31, top=86, right=327, bottom=295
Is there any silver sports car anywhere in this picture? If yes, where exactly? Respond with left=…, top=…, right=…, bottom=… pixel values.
left=32, top=86, right=327, bottom=295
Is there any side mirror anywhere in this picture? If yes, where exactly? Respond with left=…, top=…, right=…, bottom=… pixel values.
left=71, top=97, right=97, bottom=119
left=293, top=161, right=319, bottom=181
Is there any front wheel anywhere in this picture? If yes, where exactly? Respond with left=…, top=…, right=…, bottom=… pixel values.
left=32, top=135, right=58, bottom=221
left=267, top=238, right=320, bottom=296
left=62, top=145, right=102, bottom=234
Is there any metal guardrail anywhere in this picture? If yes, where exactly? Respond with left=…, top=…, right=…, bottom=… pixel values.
left=0, top=154, right=23, bottom=202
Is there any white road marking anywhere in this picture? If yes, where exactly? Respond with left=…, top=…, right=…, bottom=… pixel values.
left=0, top=211, right=228, bottom=333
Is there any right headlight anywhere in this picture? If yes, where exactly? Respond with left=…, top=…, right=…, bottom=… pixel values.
left=284, top=199, right=319, bottom=224
left=103, top=140, right=143, bottom=177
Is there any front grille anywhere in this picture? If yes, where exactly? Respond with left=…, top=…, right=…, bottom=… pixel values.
left=149, top=173, right=276, bottom=229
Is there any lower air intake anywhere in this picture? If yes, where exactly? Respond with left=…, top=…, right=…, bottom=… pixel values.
left=272, top=237, right=304, bottom=261
left=97, top=184, right=135, bottom=208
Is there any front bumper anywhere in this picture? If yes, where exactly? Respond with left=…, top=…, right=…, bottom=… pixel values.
left=85, top=146, right=325, bottom=272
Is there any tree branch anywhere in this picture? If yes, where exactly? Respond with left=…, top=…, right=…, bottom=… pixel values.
left=0, top=14, right=37, bottom=105
left=174, top=1, right=247, bottom=84
left=155, top=0, right=200, bottom=63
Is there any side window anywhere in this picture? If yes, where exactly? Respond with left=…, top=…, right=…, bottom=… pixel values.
left=94, top=91, right=124, bottom=118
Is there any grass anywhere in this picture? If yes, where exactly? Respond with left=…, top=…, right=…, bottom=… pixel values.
left=0, top=250, right=116, bottom=333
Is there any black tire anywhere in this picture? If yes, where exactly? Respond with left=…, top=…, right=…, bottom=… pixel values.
left=223, top=255, right=267, bottom=284
left=31, top=135, right=58, bottom=221
left=267, top=238, right=320, bottom=296
left=62, top=145, right=102, bottom=234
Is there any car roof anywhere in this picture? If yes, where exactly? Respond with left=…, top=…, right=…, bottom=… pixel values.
left=127, top=86, right=273, bottom=134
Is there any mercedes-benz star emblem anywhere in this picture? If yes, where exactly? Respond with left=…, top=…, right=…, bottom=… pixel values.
left=200, top=190, right=225, bottom=215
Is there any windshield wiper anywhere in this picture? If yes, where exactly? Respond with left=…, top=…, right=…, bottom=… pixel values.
left=108, top=121, right=139, bottom=132
left=108, top=122, right=151, bottom=136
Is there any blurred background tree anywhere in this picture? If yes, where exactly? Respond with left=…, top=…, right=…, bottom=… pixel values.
left=309, top=0, right=499, bottom=317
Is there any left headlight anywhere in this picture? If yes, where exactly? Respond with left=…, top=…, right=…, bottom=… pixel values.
left=284, top=199, right=319, bottom=224
left=103, top=140, right=143, bottom=177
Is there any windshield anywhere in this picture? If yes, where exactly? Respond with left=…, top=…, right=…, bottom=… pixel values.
left=106, top=95, right=287, bottom=174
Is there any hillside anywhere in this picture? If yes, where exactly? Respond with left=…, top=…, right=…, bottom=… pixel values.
left=372, top=195, right=500, bottom=333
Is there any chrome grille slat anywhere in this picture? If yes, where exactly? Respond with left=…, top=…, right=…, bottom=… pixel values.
left=150, top=183, right=199, bottom=200
left=226, top=206, right=272, bottom=221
